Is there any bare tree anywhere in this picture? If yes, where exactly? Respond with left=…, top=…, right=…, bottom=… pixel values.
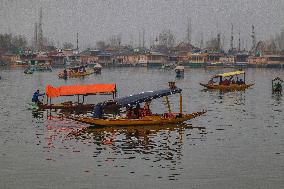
left=63, top=42, right=74, bottom=49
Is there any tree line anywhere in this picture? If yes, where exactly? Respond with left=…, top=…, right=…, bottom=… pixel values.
left=0, top=33, right=28, bottom=53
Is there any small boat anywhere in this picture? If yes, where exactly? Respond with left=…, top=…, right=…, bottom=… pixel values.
left=88, top=63, right=102, bottom=74
left=200, top=70, right=254, bottom=91
left=272, top=77, right=283, bottom=93
left=24, top=64, right=52, bottom=74
left=174, top=66, right=184, bottom=78
left=24, top=68, right=34, bottom=74
left=58, top=65, right=94, bottom=79
left=162, top=63, right=176, bottom=69
left=72, top=83, right=205, bottom=127
left=37, top=83, right=117, bottom=111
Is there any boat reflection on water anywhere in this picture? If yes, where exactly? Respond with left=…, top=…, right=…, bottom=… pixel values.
left=38, top=114, right=207, bottom=180
left=272, top=93, right=282, bottom=103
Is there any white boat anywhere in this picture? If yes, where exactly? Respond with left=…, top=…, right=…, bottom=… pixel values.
left=174, top=66, right=185, bottom=78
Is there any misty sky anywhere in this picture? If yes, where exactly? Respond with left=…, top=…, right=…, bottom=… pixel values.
left=1, top=0, right=284, bottom=50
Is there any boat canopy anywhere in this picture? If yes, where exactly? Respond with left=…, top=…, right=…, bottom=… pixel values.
left=175, top=66, right=184, bottom=70
left=214, top=71, right=245, bottom=78
left=46, top=83, right=116, bottom=98
left=272, top=77, right=283, bottom=82
left=69, top=65, right=86, bottom=70
left=116, top=88, right=182, bottom=107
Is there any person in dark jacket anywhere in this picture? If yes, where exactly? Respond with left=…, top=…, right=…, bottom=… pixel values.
left=63, top=69, right=68, bottom=79
left=32, top=90, right=45, bottom=104
left=92, top=103, right=103, bottom=118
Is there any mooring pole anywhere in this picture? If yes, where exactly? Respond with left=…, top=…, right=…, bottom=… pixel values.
left=179, top=93, right=183, bottom=114
left=165, top=95, right=171, bottom=113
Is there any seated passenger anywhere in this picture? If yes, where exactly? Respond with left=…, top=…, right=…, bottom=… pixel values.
left=239, top=79, right=244, bottom=84
left=133, top=103, right=140, bottom=118
left=143, top=101, right=152, bottom=116
left=208, top=79, right=214, bottom=85
left=126, top=105, right=134, bottom=118
left=221, top=79, right=230, bottom=85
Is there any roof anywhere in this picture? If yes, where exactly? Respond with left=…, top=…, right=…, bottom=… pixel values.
left=115, top=88, right=182, bottom=107
left=46, top=83, right=116, bottom=98
left=69, top=65, right=87, bottom=70
left=33, top=56, right=51, bottom=61
left=215, top=71, right=245, bottom=77
left=149, top=52, right=166, bottom=56
left=97, top=52, right=112, bottom=57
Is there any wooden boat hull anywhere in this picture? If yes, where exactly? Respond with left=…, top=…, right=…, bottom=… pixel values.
left=200, top=83, right=254, bottom=90
left=73, top=111, right=206, bottom=127
left=38, top=103, right=94, bottom=110
left=58, top=70, right=94, bottom=78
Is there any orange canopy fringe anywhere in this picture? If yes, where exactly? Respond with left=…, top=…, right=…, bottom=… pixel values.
left=46, top=83, right=116, bottom=98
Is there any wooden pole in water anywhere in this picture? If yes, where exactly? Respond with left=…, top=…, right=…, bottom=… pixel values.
left=179, top=93, right=182, bottom=114
left=165, top=96, right=171, bottom=113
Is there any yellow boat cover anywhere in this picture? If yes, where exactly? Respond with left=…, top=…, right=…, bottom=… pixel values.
left=215, top=71, right=245, bottom=77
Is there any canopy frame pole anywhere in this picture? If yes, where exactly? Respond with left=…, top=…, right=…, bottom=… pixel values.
left=114, top=86, right=117, bottom=98
left=82, top=95, right=85, bottom=103
left=165, top=95, right=171, bottom=113
left=179, top=93, right=182, bottom=114
left=77, top=95, right=80, bottom=104
left=46, top=97, right=48, bottom=105
left=244, top=73, right=246, bottom=83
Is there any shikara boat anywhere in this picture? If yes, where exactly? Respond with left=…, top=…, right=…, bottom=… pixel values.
left=24, top=64, right=52, bottom=74
left=37, top=83, right=117, bottom=111
left=200, top=70, right=254, bottom=91
left=272, top=77, right=283, bottom=93
left=73, top=83, right=206, bottom=127
left=174, top=66, right=184, bottom=78
left=58, top=65, right=94, bottom=79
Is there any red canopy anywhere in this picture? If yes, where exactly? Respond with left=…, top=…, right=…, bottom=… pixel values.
left=46, top=83, right=116, bottom=98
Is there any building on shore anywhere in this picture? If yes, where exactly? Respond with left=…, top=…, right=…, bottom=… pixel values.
left=0, top=54, right=21, bottom=64
left=206, top=52, right=224, bottom=66
left=248, top=55, right=284, bottom=68
left=97, top=52, right=112, bottom=66
left=220, top=55, right=235, bottom=66
left=179, top=52, right=207, bottom=68
left=147, top=52, right=168, bottom=67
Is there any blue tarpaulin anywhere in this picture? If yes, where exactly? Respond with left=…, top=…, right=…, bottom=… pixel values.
left=115, top=88, right=182, bottom=107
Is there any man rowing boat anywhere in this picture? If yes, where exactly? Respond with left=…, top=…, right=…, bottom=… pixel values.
left=32, top=90, right=45, bottom=105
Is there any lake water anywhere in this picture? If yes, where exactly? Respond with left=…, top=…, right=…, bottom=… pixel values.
left=0, top=67, right=283, bottom=189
